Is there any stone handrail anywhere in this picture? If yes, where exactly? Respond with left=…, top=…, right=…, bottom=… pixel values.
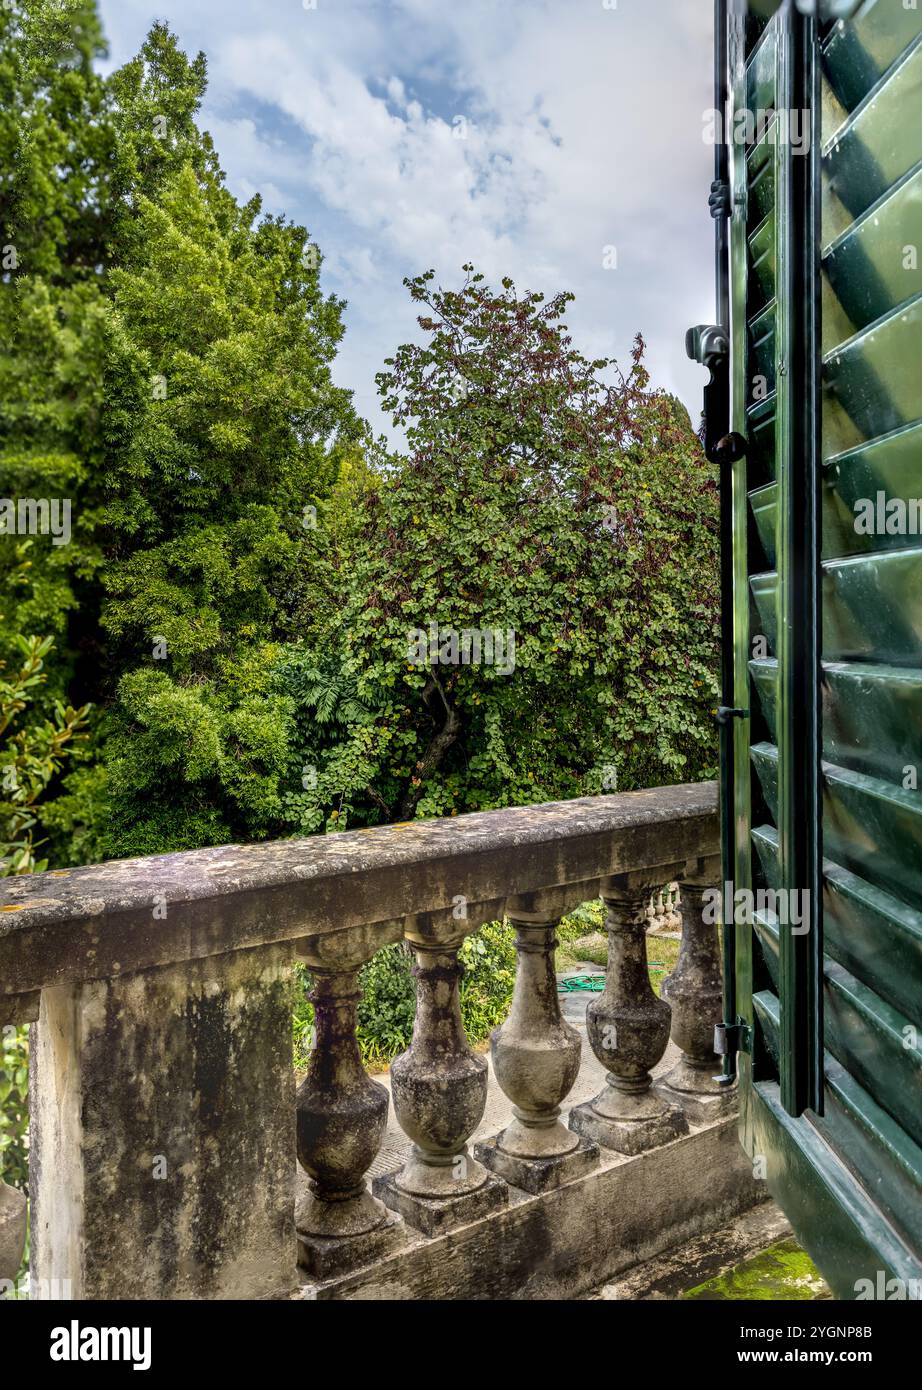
left=0, top=781, right=720, bottom=1299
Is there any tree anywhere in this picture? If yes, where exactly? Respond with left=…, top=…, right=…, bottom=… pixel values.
left=2, top=3, right=360, bottom=860
left=0, top=629, right=90, bottom=876
left=91, top=155, right=359, bottom=855
left=279, top=267, right=720, bottom=832
left=0, top=0, right=113, bottom=706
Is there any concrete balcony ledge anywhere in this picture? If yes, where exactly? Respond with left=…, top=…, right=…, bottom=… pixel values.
left=0, top=782, right=730, bottom=1301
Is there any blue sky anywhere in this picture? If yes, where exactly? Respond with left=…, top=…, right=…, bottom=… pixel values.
left=98, top=0, right=716, bottom=442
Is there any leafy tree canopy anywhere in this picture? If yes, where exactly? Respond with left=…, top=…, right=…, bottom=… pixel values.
left=278, top=268, right=719, bottom=833
left=0, top=1, right=360, bottom=859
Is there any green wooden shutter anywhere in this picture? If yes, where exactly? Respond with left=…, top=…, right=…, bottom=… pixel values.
left=715, top=0, right=922, bottom=1297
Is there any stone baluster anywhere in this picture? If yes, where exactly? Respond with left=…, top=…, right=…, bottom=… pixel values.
left=655, top=854, right=736, bottom=1124
left=569, top=866, right=689, bottom=1154
left=374, top=905, right=507, bottom=1236
left=474, top=889, right=600, bottom=1193
left=296, top=924, right=406, bottom=1279
left=648, top=889, right=664, bottom=934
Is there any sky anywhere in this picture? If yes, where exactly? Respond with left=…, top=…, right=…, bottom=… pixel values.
left=97, top=0, right=716, bottom=443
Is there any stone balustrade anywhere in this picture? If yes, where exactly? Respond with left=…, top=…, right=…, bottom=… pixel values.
left=0, top=781, right=727, bottom=1301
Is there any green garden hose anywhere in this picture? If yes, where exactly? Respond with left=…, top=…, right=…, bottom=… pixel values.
left=557, top=965, right=666, bottom=994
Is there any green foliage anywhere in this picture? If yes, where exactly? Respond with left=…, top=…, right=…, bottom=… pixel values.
left=89, top=49, right=360, bottom=856
left=283, top=267, right=720, bottom=830
left=0, top=0, right=113, bottom=285
left=0, top=616, right=90, bottom=875
left=0, top=0, right=112, bottom=722
left=1, top=3, right=717, bottom=870
left=355, top=947, right=419, bottom=1067
left=457, top=919, right=518, bottom=1044
left=0, top=558, right=89, bottom=1197
left=0, top=8, right=719, bottom=1118
left=0, top=1, right=360, bottom=862
left=0, top=1027, right=29, bottom=1194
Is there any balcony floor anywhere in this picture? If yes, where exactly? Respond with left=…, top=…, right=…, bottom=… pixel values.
left=586, top=1200, right=831, bottom=1300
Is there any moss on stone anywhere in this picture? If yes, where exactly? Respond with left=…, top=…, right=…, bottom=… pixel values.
left=681, top=1237, right=829, bottom=1300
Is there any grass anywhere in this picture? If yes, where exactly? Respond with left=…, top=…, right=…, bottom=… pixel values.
left=556, top=901, right=681, bottom=996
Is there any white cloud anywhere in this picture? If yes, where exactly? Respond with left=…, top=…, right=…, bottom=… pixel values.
left=98, top=0, right=716, bottom=441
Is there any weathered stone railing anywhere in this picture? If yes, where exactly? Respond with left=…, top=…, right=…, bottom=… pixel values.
left=0, top=781, right=723, bottom=1300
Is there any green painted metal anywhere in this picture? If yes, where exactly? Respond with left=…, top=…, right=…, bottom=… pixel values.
left=775, top=5, right=823, bottom=1116
left=785, top=416, right=922, bottom=561
left=749, top=300, right=777, bottom=396
left=818, top=1057, right=922, bottom=1255
left=748, top=142, right=777, bottom=225
left=823, top=862, right=922, bottom=1020
left=716, top=0, right=922, bottom=1295
left=756, top=905, right=922, bottom=1148
left=823, top=165, right=922, bottom=332
left=822, top=38, right=922, bottom=226
left=827, top=420, right=922, bottom=555
left=749, top=475, right=875, bottom=563
left=747, top=22, right=778, bottom=111
left=825, top=294, right=922, bottom=446
left=728, top=0, right=759, bottom=1121
left=819, top=662, right=922, bottom=778
left=746, top=394, right=777, bottom=478
left=753, top=740, right=922, bottom=921
left=755, top=657, right=922, bottom=781
left=751, top=544, right=922, bottom=664
left=823, top=0, right=922, bottom=113
left=748, top=215, right=776, bottom=304
left=824, top=960, right=922, bottom=1148
left=746, top=1070, right=922, bottom=1300
left=752, top=823, right=922, bottom=1022
left=752, top=995, right=922, bottom=1287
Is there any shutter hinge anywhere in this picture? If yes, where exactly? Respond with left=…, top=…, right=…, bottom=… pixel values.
left=714, top=1019, right=752, bottom=1061
left=708, top=178, right=732, bottom=221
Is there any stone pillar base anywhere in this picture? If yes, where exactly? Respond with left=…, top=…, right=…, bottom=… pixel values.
left=373, top=1168, right=508, bottom=1237
left=569, top=1087, right=688, bottom=1156
left=297, top=1208, right=406, bottom=1280
left=654, top=1063, right=738, bottom=1127
left=474, top=1132, right=599, bottom=1195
